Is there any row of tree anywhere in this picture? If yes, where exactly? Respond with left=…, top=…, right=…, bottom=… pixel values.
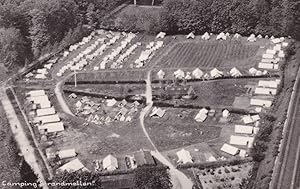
left=0, top=0, right=126, bottom=69
left=52, top=165, right=172, bottom=189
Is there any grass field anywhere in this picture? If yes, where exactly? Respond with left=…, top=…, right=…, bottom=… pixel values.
left=155, top=41, right=259, bottom=69
left=152, top=79, right=249, bottom=107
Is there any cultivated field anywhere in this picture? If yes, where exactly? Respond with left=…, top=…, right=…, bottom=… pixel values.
left=155, top=41, right=260, bottom=69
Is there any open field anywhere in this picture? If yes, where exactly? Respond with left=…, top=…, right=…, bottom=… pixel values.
left=155, top=41, right=259, bottom=69
left=152, top=79, right=250, bottom=107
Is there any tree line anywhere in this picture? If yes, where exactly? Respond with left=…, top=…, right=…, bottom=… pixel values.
left=114, top=0, right=300, bottom=39
left=0, top=0, right=126, bottom=69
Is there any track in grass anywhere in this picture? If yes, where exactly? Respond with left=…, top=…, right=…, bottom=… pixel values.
left=156, top=41, right=259, bottom=69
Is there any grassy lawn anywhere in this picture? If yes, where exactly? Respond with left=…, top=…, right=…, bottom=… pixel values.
left=155, top=41, right=259, bottom=69
left=152, top=79, right=249, bottom=107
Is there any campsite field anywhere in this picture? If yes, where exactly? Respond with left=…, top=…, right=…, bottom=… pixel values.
left=154, top=41, right=260, bottom=69
left=152, top=79, right=250, bottom=107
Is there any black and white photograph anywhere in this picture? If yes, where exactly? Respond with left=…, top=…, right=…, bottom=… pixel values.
left=0, top=0, right=299, bottom=188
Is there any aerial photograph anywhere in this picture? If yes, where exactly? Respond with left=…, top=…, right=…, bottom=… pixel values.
left=0, top=0, right=299, bottom=188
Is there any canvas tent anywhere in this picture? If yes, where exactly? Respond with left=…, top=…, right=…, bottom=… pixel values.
left=234, top=125, right=254, bottom=134
left=36, top=114, right=60, bottom=124
left=156, top=32, right=166, bottom=39
left=176, top=149, right=193, bottom=164
left=174, top=69, right=185, bottom=79
left=216, top=32, right=227, bottom=40
left=220, top=144, right=239, bottom=155
left=222, top=109, right=230, bottom=118
left=58, top=159, right=85, bottom=173
left=186, top=32, right=195, bottom=39
left=201, top=32, right=210, bottom=40
left=107, top=98, right=117, bottom=107
left=233, top=33, right=241, bottom=39
left=249, top=67, right=258, bottom=75
left=247, top=34, right=256, bottom=42
left=230, top=135, right=254, bottom=148
left=103, top=154, right=118, bottom=171
left=210, top=68, right=223, bottom=78
left=58, top=149, right=76, bottom=159
left=192, top=68, right=204, bottom=79
left=250, top=98, right=272, bottom=107
left=36, top=107, right=55, bottom=117
left=194, top=108, right=208, bottom=122
left=157, top=70, right=165, bottom=79
left=150, top=107, right=165, bottom=118
left=230, top=67, right=242, bottom=77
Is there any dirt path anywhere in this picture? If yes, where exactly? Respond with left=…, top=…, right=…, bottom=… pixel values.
left=0, top=87, right=49, bottom=189
left=139, top=71, right=194, bottom=189
left=54, top=79, right=74, bottom=116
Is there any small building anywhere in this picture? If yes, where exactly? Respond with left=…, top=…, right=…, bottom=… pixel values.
left=58, top=149, right=76, bottom=159
left=222, top=109, right=230, bottom=118
left=249, top=67, right=258, bottom=75
left=220, top=143, right=239, bottom=155
left=230, top=135, right=254, bottom=148
left=258, top=80, right=278, bottom=88
left=250, top=98, right=272, bottom=108
left=234, top=125, right=254, bottom=134
left=38, top=121, right=64, bottom=133
left=150, top=107, right=165, bottom=118
left=27, top=90, right=46, bottom=97
left=258, top=63, right=274, bottom=69
left=36, top=107, right=56, bottom=117
left=174, top=69, right=185, bottom=79
left=45, top=147, right=56, bottom=159
left=103, top=154, right=118, bottom=171
left=106, top=98, right=117, bottom=107
left=262, top=54, right=274, bottom=59
left=192, top=68, right=204, bottom=79
left=176, top=149, right=193, bottom=164
left=230, top=67, right=242, bottom=77
left=57, top=159, right=86, bottom=173
left=156, top=32, right=166, bottom=39
left=255, top=87, right=277, bottom=95
left=36, top=114, right=60, bottom=125
left=133, top=150, right=155, bottom=167
left=157, top=70, right=165, bottom=79
left=210, top=68, right=223, bottom=78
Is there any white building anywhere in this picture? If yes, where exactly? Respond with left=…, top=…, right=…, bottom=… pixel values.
left=103, top=154, right=118, bottom=171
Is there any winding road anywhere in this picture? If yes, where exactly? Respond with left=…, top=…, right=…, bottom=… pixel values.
left=139, top=71, right=194, bottom=189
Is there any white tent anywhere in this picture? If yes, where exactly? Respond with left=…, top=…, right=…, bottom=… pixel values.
left=157, top=70, right=165, bottom=79
left=247, top=34, right=256, bottom=42
left=176, top=149, right=193, bottom=164
left=233, top=33, right=241, bottom=39
left=194, top=108, right=208, bottom=122
left=103, top=154, right=118, bottom=171
left=222, top=109, right=230, bottom=118
left=234, top=125, right=254, bottom=134
left=107, top=98, right=117, bottom=107
left=249, top=67, right=258, bottom=75
left=58, top=149, right=76, bottom=159
left=230, top=135, right=254, bottom=148
left=192, top=68, right=204, bottom=79
left=257, top=34, right=263, bottom=39
left=156, top=32, right=166, bottom=39
left=201, top=32, right=210, bottom=40
left=150, top=107, right=166, bottom=118
left=186, top=32, right=195, bottom=39
left=58, top=159, right=85, bottom=173
left=258, top=80, right=278, bottom=88
left=255, top=87, right=277, bottom=95
left=216, top=32, right=227, bottom=40
left=220, top=144, right=239, bottom=155
left=37, top=114, right=60, bottom=124
left=27, top=90, right=45, bottom=97
left=250, top=98, right=272, bottom=107
left=174, top=69, right=185, bottom=79
left=36, top=107, right=55, bottom=117
left=230, top=67, right=242, bottom=77
left=38, top=122, right=64, bottom=133
left=210, top=68, right=223, bottom=78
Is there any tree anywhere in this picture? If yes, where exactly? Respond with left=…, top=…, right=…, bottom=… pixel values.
left=0, top=27, right=26, bottom=68
left=134, top=166, right=172, bottom=189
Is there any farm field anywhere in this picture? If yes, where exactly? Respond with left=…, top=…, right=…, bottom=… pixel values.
left=155, top=41, right=260, bottom=69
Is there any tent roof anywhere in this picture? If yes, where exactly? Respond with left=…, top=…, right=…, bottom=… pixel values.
left=176, top=149, right=192, bottom=164
left=58, top=159, right=85, bottom=173
left=103, top=154, right=118, bottom=171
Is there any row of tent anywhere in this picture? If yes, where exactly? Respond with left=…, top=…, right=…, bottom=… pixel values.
left=25, top=57, right=58, bottom=80
left=26, top=90, right=64, bottom=134
left=134, top=41, right=164, bottom=68
left=95, top=33, right=136, bottom=70
left=176, top=149, right=217, bottom=164
left=157, top=67, right=243, bottom=80
left=258, top=40, right=288, bottom=70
